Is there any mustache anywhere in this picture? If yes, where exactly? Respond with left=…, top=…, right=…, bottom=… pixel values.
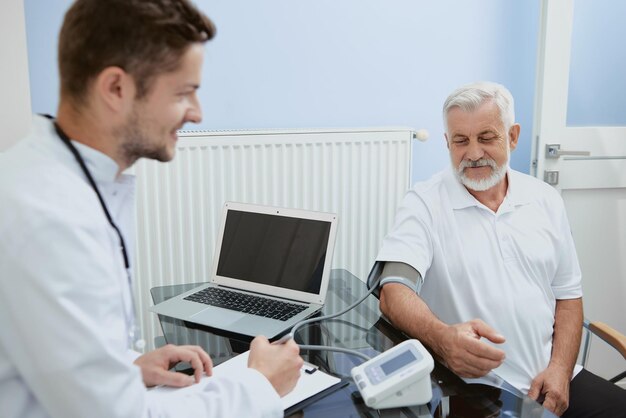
left=458, top=158, right=498, bottom=170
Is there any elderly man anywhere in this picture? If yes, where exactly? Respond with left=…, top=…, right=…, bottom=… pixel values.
left=370, top=82, right=625, bottom=417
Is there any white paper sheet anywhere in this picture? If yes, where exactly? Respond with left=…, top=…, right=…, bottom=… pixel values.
left=149, top=351, right=341, bottom=410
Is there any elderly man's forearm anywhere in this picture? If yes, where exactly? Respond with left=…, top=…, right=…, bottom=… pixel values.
left=379, top=283, right=449, bottom=354
left=550, top=298, right=583, bottom=373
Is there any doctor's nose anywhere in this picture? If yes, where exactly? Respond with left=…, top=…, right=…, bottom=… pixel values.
left=186, top=104, right=202, bottom=124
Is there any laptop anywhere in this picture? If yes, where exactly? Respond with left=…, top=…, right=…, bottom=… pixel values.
left=150, top=201, right=339, bottom=340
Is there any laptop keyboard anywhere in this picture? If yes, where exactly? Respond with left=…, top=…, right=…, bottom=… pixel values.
left=184, top=287, right=308, bottom=321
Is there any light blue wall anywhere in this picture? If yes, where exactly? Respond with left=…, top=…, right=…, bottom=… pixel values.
left=567, top=0, right=626, bottom=127
left=24, top=0, right=540, bottom=182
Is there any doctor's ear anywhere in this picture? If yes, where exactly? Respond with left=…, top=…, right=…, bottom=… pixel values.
left=92, top=67, right=137, bottom=113
left=444, top=133, right=450, bottom=149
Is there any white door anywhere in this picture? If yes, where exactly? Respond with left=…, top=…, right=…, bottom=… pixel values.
left=0, top=0, right=32, bottom=151
left=532, top=0, right=626, bottom=386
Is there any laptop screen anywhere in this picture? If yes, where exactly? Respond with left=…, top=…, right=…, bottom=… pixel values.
left=216, top=210, right=332, bottom=294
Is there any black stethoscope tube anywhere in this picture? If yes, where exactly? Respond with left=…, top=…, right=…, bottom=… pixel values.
left=45, top=114, right=131, bottom=274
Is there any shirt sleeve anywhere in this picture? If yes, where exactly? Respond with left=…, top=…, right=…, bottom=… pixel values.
left=146, top=368, right=282, bottom=418
left=550, top=194, right=583, bottom=299
left=375, top=188, right=434, bottom=281
left=0, top=200, right=282, bottom=418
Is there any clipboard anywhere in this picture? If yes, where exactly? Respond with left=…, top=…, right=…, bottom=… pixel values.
left=150, top=350, right=348, bottom=414
left=218, top=352, right=345, bottom=412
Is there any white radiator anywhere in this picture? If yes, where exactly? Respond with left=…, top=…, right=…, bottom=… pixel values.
left=132, top=127, right=414, bottom=349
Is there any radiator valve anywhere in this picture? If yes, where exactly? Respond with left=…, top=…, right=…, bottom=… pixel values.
left=414, top=129, right=429, bottom=142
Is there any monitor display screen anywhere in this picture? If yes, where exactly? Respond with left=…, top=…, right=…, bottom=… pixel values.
left=380, top=349, right=417, bottom=376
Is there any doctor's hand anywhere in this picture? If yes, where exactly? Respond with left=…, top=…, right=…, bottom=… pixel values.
left=436, top=319, right=506, bottom=378
left=248, top=335, right=304, bottom=397
left=134, top=344, right=213, bottom=387
left=528, top=364, right=571, bottom=416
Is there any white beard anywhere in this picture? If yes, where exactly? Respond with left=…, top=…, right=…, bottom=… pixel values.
left=454, top=152, right=509, bottom=192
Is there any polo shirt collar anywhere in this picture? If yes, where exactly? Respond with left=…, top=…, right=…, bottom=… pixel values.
left=443, top=167, right=479, bottom=210
left=503, top=169, right=533, bottom=207
left=443, top=166, right=532, bottom=211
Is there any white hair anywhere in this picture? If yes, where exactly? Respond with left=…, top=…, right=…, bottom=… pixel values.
left=442, top=81, right=515, bottom=133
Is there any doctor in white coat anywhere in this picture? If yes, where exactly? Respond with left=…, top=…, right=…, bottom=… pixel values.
left=0, top=1, right=302, bottom=417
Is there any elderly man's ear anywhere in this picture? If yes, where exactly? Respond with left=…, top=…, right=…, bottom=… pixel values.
left=508, top=124, right=521, bottom=151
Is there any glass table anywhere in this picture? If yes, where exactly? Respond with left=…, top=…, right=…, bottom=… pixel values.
left=150, top=269, right=556, bottom=418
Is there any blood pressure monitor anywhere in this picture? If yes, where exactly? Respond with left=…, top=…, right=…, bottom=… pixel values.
left=351, top=339, right=434, bottom=409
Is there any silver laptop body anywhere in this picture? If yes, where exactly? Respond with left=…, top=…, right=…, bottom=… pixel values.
left=149, top=201, right=339, bottom=339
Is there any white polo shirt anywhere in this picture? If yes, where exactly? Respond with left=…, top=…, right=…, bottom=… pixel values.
left=376, top=167, right=583, bottom=393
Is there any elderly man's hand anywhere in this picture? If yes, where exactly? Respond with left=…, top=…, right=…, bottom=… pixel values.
left=437, top=319, right=506, bottom=377
left=528, top=365, right=571, bottom=416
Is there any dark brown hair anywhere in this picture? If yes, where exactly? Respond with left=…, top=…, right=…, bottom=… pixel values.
left=58, top=0, right=216, bottom=104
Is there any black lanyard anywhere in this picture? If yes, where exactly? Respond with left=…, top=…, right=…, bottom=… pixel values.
left=45, top=115, right=130, bottom=271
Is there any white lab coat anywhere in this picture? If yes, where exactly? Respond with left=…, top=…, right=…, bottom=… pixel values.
left=0, top=115, right=282, bottom=418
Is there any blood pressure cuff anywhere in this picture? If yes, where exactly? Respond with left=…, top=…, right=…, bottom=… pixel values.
left=366, top=261, right=422, bottom=299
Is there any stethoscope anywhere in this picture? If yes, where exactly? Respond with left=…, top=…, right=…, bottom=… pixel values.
left=45, top=115, right=145, bottom=351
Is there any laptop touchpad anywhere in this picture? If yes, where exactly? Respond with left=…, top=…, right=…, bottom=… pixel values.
left=190, top=306, right=246, bottom=326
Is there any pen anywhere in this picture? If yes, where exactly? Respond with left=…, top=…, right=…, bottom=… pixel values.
left=272, top=332, right=293, bottom=345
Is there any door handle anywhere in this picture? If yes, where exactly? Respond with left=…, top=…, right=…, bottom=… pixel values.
left=545, top=144, right=591, bottom=159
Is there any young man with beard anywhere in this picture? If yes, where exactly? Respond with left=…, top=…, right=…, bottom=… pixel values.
left=370, top=82, right=625, bottom=417
left=0, top=1, right=301, bottom=417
